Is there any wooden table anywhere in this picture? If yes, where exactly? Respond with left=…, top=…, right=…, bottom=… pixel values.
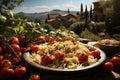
left=1, top=64, right=119, bottom=80
left=28, top=65, right=119, bottom=80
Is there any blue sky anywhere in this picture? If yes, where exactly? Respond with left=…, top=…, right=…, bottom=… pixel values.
left=14, top=0, right=95, bottom=13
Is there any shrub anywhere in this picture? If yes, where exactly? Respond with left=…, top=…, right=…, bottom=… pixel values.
left=80, top=29, right=110, bottom=41
left=41, top=24, right=55, bottom=33
left=68, top=21, right=85, bottom=35
left=91, top=22, right=105, bottom=33
left=51, top=19, right=62, bottom=29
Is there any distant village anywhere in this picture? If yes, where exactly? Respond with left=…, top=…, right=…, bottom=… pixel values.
left=43, top=0, right=106, bottom=37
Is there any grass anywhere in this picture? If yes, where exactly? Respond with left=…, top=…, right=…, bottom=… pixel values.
left=80, top=28, right=111, bottom=41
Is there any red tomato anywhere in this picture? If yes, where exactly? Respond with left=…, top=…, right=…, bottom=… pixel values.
left=110, top=57, right=120, bottom=67
left=35, top=36, right=45, bottom=44
left=104, top=61, right=114, bottom=71
left=14, top=65, right=27, bottom=78
left=0, top=34, right=4, bottom=42
left=42, top=55, right=53, bottom=64
left=0, top=55, right=3, bottom=62
left=48, top=40, right=56, bottom=45
left=2, top=44, right=10, bottom=52
left=0, top=47, right=2, bottom=54
left=17, top=51, right=23, bottom=58
left=55, top=50, right=65, bottom=60
left=1, top=66, right=15, bottom=78
left=20, top=47, right=26, bottom=53
left=29, top=74, right=41, bottom=80
left=66, top=37, right=76, bottom=42
left=56, top=37, right=63, bottom=42
left=12, top=57, right=19, bottom=65
left=0, top=59, right=12, bottom=69
left=30, top=45, right=39, bottom=52
left=11, top=44, right=20, bottom=51
left=91, top=50, right=100, bottom=59
left=19, top=35, right=26, bottom=44
left=9, top=37, right=19, bottom=44
left=78, top=53, right=88, bottom=62
left=46, top=36, right=54, bottom=42
left=3, top=53, right=12, bottom=59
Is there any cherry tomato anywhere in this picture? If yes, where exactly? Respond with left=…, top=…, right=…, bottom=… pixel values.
left=78, top=53, right=88, bottom=62
left=29, top=74, right=41, bottom=80
left=0, top=34, right=4, bottom=43
left=0, top=47, right=2, bottom=54
left=66, top=37, right=76, bottom=42
left=14, top=65, right=27, bottom=78
left=9, top=37, right=19, bottom=44
left=91, top=50, right=100, bottom=59
left=20, top=47, right=26, bottom=53
left=11, top=44, right=20, bottom=51
left=35, top=36, right=45, bottom=44
left=12, top=57, right=19, bottom=65
left=0, top=55, right=3, bottom=62
left=29, top=45, right=39, bottom=52
left=0, top=59, right=12, bottom=69
left=46, top=36, right=54, bottom=42
left=104, top=61, right=114, bottom=71
left=55, top=50, right=65, bottom=60
left=2, top=44, right=10, bottom=52
left=19, top=35, right=26, bottom=44
left=17, top=51, right=23, bottom=58
left=3, top=53, right=12, bottom=59
left=1, top=66, right=15, bottom=78
left=110, top=57, right=120, bottom=67
left=42, top=55, right=53, bottom=64
left=56, top=37, right=63, bottom=42
left=48, top=40, right=56, bottom=45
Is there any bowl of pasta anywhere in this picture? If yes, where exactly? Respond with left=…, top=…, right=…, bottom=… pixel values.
left=23, top=40, right=106, bottom=72
left=97, top=39, right=120, bottom=56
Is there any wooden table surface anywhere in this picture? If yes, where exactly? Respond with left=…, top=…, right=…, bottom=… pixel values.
left=1, top=64, right=119, bottom=80
left=28, top=65, right=120, bottom=80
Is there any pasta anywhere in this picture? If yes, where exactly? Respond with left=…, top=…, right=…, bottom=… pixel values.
left=30, top=41, right=100, bottom=69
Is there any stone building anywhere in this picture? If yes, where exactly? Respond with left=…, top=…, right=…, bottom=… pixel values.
left=47, top=13, right=79, bottom=28
left=93, top=0, right=105, bottom=22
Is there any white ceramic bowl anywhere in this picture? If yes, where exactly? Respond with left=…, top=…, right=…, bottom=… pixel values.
left=23, top=44, right=106, bottom=72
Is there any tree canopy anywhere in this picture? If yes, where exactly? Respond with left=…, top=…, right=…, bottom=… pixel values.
left=0, top=0, right=25, bottom=10
left=111, top=0, right=120, bottom=26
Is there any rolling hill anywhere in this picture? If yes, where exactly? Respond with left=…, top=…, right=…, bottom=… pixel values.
left=17, top=9, right=79, bottom=21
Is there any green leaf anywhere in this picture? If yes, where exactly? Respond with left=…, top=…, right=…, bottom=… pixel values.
left=12, top=26, right=24, bottom=34
left=0, top=14, right=7, bottom=22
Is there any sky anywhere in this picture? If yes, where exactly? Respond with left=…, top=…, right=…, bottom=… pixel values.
left=13, top=0, right=95, bottom=13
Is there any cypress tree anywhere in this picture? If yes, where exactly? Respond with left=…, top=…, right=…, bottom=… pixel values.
left=80, top=3, right=83, bottom=18
left=84, top=5, right=89, bottom=28
left=76, top=12, right=80, bottom=16
left=45, top=18, right=48, bottom=23
left=68, top=8, right=70, bottom=14
left=80, top=3, right=83, bottom=14
left=47, top=13, right=50, bottom=20
left=90, top=5, right=93, bottom=20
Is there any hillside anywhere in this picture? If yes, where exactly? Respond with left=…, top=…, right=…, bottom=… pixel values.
left=17, top=9, right=78, bottom=21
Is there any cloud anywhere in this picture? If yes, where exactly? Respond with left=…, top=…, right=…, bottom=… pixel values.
left=14, top=0, right=92, bottom=13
